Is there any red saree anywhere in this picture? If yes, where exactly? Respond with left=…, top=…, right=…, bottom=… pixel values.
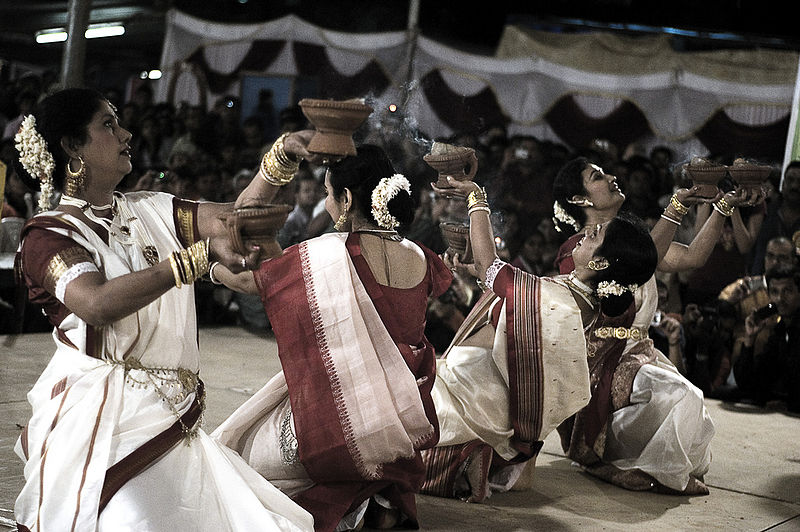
left=253, top=232, right=451, bottom=531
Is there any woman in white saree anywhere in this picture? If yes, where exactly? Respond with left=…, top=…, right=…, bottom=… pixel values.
left=549, top=156, right=761, bottom=494
left=419, top=176, right=659, bottom=502
left=12, top=88, right=313, bottom=531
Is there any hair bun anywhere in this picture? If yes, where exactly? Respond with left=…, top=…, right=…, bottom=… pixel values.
left=371, top=174, right=411, bottom=229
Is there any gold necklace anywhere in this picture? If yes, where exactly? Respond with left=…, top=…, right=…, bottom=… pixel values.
left=60, top=193, right=159, bottom=266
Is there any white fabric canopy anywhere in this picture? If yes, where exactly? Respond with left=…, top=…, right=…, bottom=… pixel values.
left=156, top=9, right=798, bottom=160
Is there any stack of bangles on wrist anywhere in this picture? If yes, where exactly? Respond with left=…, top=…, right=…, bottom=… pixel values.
left=466, top=186, right=490, bottom=215
left=260, top=133, right=301, bottom=186
left=713, top=196, right=735, bottom=217
left=660, top=193, right=689, bottom=225
left=168, top=238, right=210, bottom=288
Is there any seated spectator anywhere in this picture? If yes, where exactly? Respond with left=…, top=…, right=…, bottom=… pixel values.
left=750, top=161, right=800, bottom=275
left=406, top=184, right=447, bottom=255
left=239, top=115, right=267, bottom=169
left=648, top=278, right=686, bottom=374
left=276, top=165, right=321, bottom=248
left=130, top=112, right=171, bottom=173
left=735, top=262, right=800, bottom=412
left=682, top=299, right=737, bottom=397
left=2, top=89, right=38, bottom=141
left=620, top=155, right=661, bottom=222
left=190, top=165, right=222, bottom=202
left=510, top=227, right=553, bottom=276
left=719, top=235, right=796, bottom=362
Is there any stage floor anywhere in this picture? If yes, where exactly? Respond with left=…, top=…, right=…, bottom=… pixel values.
left=2, top=326, right=799, bottom=531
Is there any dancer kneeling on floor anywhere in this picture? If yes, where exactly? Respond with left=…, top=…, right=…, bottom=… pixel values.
left=211, top=137, right=451, bottom=531
left=550, top=157, right=747, bottom=494
left=419, top=175, right=657, bottom=502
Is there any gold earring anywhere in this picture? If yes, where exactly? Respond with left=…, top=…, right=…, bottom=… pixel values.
left=334, top=212, right=348, bottom=231
left=64, top=156, right=86, bottom=196
left=587, top=259, right=609, bottom=271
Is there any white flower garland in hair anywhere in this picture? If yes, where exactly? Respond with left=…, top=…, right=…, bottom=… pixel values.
left=15, top=115, right=56, bottom=212
left=371, top=173, right=411, bottom=229
left=596, top=280, right=638, bottom=298
left=552, top=201, right=581, bottom=233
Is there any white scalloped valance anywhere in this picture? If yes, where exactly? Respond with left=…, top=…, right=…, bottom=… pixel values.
left=156, top=9, right=799, bottom=163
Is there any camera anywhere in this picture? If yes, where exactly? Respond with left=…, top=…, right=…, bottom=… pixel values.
left=753, top=302, right=778, bottom=322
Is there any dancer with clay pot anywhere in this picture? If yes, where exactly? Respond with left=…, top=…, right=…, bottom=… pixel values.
left=419, top=175, right=657, bottom=502
left=211, top=130, right=452, bottom=531
left=12, top=87, right=312, bottom=531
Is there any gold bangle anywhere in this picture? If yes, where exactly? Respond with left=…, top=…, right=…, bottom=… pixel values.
left=260, top=133, right=299, bottom=186
left=670, top=194, right=689, bottom=215
left=260, top=157, right=295, bottom=186
left=179, top=248, right=195, bottom=285
left=466, top=187, right=488, bottom=209
left=189, top=239, right=210, bottom=278
left=168, top=252, right=183, bottom=288
left=663, top=202, right=685, bottom=220
left=713, top=197, right=735, bottom=217
left=468, top=204, right=491, bottom=216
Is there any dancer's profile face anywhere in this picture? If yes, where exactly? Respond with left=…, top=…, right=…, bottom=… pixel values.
left=580, top=163, right=625, bottom=212
left=73, top=100, right=133, bottom=185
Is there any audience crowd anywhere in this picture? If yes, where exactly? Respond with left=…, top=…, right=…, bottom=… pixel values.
left=2, top=71, right=798, bottom=415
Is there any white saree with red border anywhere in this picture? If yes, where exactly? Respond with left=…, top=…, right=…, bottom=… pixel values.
left=14, top=192, right=313, bottom=532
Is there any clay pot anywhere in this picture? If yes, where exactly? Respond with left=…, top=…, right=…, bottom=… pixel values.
left=683, top=161, right=727, bottom=199
left=298, top=98, right=373, bottom=156
left=424, top=143, right=478, bottom=195
left=219, top=204, right=293, bottom=260
left=440, top=221, right=473, bottom=264
left=728, top=160, right=772, bottom=190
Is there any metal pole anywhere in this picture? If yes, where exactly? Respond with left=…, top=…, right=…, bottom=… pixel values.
left=404, top=0, right=420, bottom=94
left=405, top=0, right=421, bottom=84
left=60, top=0, right=91, bottom=88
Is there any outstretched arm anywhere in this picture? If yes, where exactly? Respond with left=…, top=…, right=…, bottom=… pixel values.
left=434, top=177, right=497, bottom=282
left=658, top=187, right=757, bottom=273
left=649, top=186, right=716, bottom=264
left=235, top=130, right=322, bottom=209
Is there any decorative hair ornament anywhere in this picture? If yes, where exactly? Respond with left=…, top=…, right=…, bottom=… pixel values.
left=552, top=201, right=581, bottom=233
left=596, top=280, right=638, bottom=298
left=15, top=115, right=56, bottom=212
left=371, top=173, right=410, bottom=229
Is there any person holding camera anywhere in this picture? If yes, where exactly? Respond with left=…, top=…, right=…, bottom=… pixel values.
left=719, top=235, right=796, bottom=368
left=735, top=262, right=800, bottom=412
